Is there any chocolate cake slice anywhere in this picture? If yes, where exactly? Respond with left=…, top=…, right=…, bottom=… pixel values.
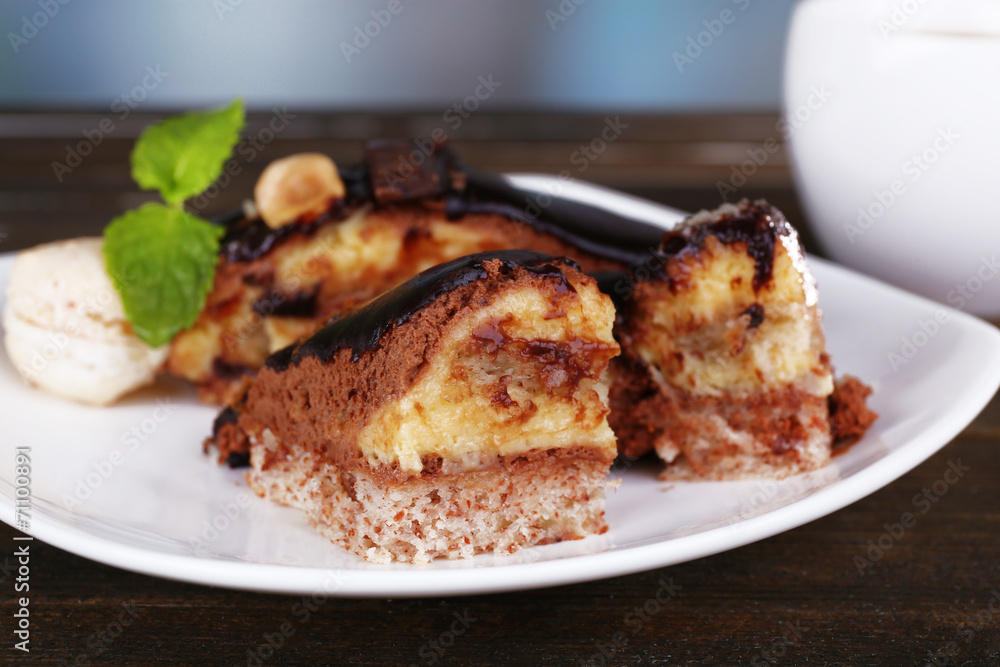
left=169, top=141, right=662, bottom=404
left=604, top=200, right=875, bottom=480
left=213, top=250, right=620, bottom=564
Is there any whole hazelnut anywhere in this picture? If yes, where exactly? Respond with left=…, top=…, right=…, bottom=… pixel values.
left=254, top=153, right=345, bottom=229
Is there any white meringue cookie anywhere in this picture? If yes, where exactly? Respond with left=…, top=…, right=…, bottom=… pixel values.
left=2, top=237, right=168, bottom=405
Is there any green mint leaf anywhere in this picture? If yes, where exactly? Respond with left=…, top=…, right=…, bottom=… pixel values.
left=103, top=203, right=224, bottom=348
left=130, top=98, right=244, bottom=206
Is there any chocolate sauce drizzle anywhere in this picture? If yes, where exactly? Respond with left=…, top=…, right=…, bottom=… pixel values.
left=216, top=165, right=371, bottom=263
left=213, top=141, right=664, bottom=266
left=251, top=285, right=320, bottom=318
left=656, top=201, right=789, bottom=292
left=265, top=250, right=577, bottom=371
left=743, top=303, right=765, bottom=329
left=589, top=202, right=790, bottom=310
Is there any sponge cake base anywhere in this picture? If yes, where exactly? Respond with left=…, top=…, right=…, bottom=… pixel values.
left=246, top=433, right=613, bottom=564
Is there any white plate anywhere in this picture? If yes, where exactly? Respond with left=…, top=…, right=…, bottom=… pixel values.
left=2, top=175, right=1000, bottom=598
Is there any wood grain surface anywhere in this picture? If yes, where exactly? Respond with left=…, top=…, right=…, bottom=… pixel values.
left=1, top=113, right=998, bottom=666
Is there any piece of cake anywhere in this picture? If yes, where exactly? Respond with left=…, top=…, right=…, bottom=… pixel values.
left=169, top=141, right=663, bottom=404
left=212, top=250, right=620, bottom=564
left=603, top=200, right=875, bottom=480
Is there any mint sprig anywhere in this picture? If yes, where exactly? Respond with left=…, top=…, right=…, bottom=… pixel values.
left=131, top=98, right=245, bottom=206
left=104, top=205, right=225, bottom=347
left=103, top=98, right=246, bottom=348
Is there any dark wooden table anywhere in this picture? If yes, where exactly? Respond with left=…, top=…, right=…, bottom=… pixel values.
left=2, top=113, right=999, bottom=666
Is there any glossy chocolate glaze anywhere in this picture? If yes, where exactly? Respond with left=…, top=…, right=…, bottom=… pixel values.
left=265, top=250, right=577, bottom=371
left=656, top=201, right=788, bottom=292
left=251, top=285, right=320, bottom=318
left=214, top=141, right=664, bottom=266
left=445, top=167, right=664, bottom=266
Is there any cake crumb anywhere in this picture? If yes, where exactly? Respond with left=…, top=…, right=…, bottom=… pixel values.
left=829, top=375, right=878, bottom=447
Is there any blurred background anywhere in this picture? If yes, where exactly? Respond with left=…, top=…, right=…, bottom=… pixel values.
left=0, top=0, right=803, bottom=250
left=0, top=1, right=793, bottom=110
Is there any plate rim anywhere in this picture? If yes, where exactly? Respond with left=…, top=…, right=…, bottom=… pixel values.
left=2, top=174, right=999, bottom=597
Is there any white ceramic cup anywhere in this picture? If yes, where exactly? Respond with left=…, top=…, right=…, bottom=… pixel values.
left=784, top=0, right=1000, bottom=316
